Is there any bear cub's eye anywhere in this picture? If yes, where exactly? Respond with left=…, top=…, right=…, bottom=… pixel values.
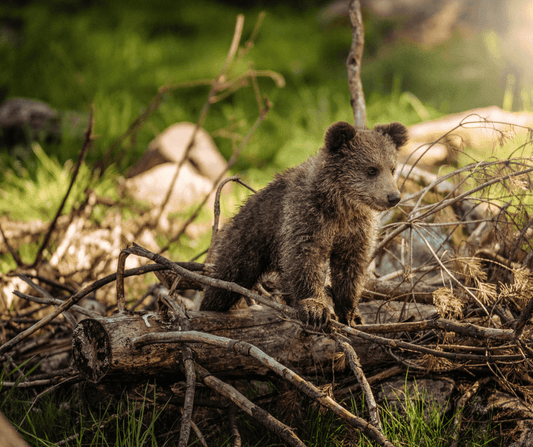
left=367, top=167, right=379, bottom=176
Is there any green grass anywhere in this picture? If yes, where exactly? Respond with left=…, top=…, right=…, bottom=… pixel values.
left=0, top=143, right=119, bottom=222
left=0, top=0, right=514, bottom=174
left=0, top=0, right=519, bottom=240
left=0, top=362, right=504, bottom=446
left=351, top=379, right=500, bottom=447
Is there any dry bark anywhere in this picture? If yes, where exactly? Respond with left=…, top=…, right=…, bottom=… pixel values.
left=71, top=300, right=436, bottom=383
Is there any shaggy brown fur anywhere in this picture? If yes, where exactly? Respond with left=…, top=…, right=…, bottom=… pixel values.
left=200, top=121, right=408, bottom=328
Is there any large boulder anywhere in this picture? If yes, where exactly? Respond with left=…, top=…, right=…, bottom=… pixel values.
left=124, top=123, right=228, bottom=226
left=125, top=162, right=213, bottom=212
left=402, top=106, right=533, bottom=167
left=0, top=97, right=60, bottom=146
left=127, top=122, right=227, bottom=181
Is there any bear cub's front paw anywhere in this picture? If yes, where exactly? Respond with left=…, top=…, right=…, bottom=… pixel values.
left=343, top=309, right=365, bottom=327
left=296, top=298, right=332, bottom=329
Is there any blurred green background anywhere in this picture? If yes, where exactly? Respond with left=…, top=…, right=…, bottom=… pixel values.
left=0, top=0, right=529, bottom=217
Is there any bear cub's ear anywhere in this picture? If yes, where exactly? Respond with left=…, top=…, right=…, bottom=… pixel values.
left=373, top=122, right=408, bottom=149
left=324, top=121, right=356, bottom=152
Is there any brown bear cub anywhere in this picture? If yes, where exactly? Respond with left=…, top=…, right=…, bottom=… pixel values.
left=201, top=121, right=408, bottom=328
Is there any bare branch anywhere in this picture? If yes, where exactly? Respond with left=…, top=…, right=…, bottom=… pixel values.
left=195, top=364, right=306, bottom=447
left=0, top=262, right=204, bottom=355
left=0, top=221, right=23, bottom=267
left=336, top=336, right=382, bottom=432
left=154, top=15, right=245, bottom=227
left=178, top=347, right=196, bottom=447
left=134, top=331, right=397, bottom=446
left=32, top=106, right=94, bottom=268
left=346, top=0, right=366, bottom=127
left=158, top=99, right=270, bottom=253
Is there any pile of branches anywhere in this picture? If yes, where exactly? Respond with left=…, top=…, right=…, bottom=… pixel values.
left=3, top=123, right=533, bottom=446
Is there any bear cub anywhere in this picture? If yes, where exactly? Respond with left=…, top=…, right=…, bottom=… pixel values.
left=201, top=121, right=408, bottom=328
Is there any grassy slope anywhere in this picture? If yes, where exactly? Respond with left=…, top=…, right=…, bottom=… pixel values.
left=0, top=0, right=509, bottom=174
left=0, top=0, right=513, bottom=230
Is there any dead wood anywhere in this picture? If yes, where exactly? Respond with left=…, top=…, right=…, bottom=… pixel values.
left=196, top=364, right=306, bottom=447
left=228, top=404, right=242, bottom=447
left=32, top=107, right=94, bottom=268
left=364, top=278, right=439, bottom=304
left=134, top=325, right=396, bottom=447
left=0, top=263, right=204, bottom=356
left=336, top=337, right=382, bottom=432
left=346, top=0, right=366, bottom=127
left=450, top=377, right=492, bottom=447
left=70, top=300, right=436, bottom=383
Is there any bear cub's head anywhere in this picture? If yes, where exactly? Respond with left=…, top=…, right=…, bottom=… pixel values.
left=323, top=121, right=408, bottom=211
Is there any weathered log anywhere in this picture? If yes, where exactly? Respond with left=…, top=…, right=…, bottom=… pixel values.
left=72, top=300, right=436, bottom=383
left=364, top=279, right=439, bottom=305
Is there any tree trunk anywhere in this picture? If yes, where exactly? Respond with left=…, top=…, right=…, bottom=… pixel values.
left=72, top=300, right=436, bottom=383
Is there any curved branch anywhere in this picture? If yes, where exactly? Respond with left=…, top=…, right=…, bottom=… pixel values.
left=134, top=331, right=397, bottom=447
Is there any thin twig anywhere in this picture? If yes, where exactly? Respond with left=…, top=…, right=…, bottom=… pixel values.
left=336, top=323, right=521, bottom=362
left=159, top=100, right=270, bottom=253
left=413, top=226, right=491, bottom=318
left=335, top=336, right=382, bottom=432
left=188, top=418, right=208, bottom=447
left=346, top=0, right=366, bottom=127
left=12, top=291, right=100, bottom=319
left=206, top=174, right=240, bottom=264
left=128, top=243, right=293, bottom=315
left=178, top=347, right=196, bottom=447
left=0, top=221, right=23, bottom=267
left=196, top=364, right=306, bottom=447
left=17, top=275, right=78, bottom=328
left=375, top=162, right=533, bottom=260
left=154, top=15, right=245, bottom=227
left=336, top=365, right=405, bottom=397
left=514, top=295, right=533, bottom=339
left=107, top=85, right=170, bottom=159
left=0, top=262, right=203, bottom=355
left=20, top=374, right=80, bottom=425
left=450, top=378, right=491, bottom=447
left=205, top=174, right=258, bottom=264
left=32, top=107, right=94, bottom=268
left=115, top=249, right=129, bottom=312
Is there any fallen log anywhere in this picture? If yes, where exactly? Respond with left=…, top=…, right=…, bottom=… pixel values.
left=72, top=300, right=436, bottom=383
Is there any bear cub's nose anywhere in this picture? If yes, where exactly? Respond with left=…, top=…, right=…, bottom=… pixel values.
left=387, top=193, right=401, bottom=207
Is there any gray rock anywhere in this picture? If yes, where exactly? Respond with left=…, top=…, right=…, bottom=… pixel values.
left=124, top=123, right=228, bottom=225
left=0, top=97, right=59, bottom=145
left=0, top=97, right=89, bottom=147
left=127, top=122, right=227, bottom=182
left=124, top=162, right=213, bottom=213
